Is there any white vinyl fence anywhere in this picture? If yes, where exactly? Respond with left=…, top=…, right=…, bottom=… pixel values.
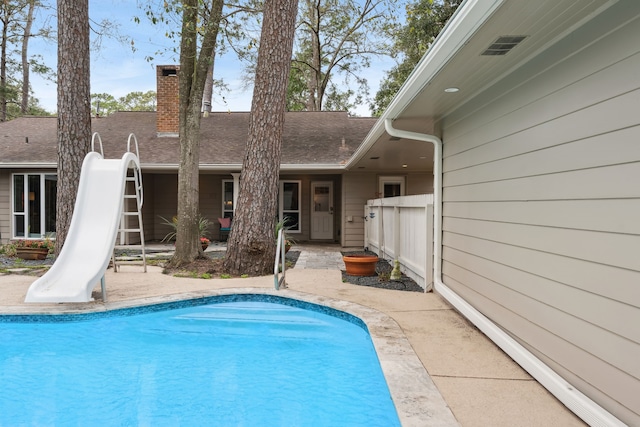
left=364, top=194, right=434, bottom=291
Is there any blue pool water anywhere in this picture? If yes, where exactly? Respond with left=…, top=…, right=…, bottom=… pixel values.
left=0, top=296, right=400, bottom=426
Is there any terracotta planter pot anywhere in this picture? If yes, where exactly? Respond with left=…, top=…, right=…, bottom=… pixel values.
left=343, top=254, right=379, bottom=276
left=16, top=247, right=49, bottom=261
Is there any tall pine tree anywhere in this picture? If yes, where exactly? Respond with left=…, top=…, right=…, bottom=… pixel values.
left=55, top=0, right=91, bottom=253
left=223, top=0, right=299, bottom=275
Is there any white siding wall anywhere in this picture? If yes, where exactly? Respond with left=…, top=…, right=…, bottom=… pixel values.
left=140, top=174, right=155, bottom=243
left=148, top=174, right=234, bottom=242
left=200, top=175, right=226, bottom=241
left=407, top=172, right=433, bottom=195
left=152, top=174, right=178, bottom=242
left=440, top=8, right=640, bottom=425
left=343, top=172, right=434, bottom=248
left=342, top=173, right=376, bottom=247
left=0, top=171, right=9, bottom=243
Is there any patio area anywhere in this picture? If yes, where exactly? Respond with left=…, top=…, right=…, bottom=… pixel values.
left=0, top=244, right=586, bottom=426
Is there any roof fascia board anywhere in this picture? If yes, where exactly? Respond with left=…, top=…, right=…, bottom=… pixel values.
left=140, top=164, right=243, bottom=171
left=1, top=163, right=346, bottom=172
left=139, top=163, right=346, bottom=172
left=280, top=164, right=346, bottom=171
left=345, top=0, right=504, bottom=170
left=0, top=163, right=57, bottom=169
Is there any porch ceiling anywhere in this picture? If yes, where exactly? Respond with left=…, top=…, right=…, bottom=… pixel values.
left=348, top=0, right=617, bottom=172
left=350, top=117, right=435, bottom=173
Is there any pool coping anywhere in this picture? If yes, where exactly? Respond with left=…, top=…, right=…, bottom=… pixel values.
left=0, top=287, right=460, bottom=427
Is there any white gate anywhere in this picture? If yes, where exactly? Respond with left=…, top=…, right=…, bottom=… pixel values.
left=364, top=194, right=434, bottom=291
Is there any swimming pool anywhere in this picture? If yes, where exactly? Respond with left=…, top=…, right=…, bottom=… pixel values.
left=1, top=294, right=401, bottom=426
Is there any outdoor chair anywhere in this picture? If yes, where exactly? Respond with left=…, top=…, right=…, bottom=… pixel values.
left=217, top=217, right=231, bottom=241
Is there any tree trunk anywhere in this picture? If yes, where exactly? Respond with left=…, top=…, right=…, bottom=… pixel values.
left=304, top=0, right=320, bottom=111
left=170, top=0, right=223, bottom=267
left=223, top=0, right=299, bottom=276
left=21, top=0, right=35, bottom=114
left=174, top=94, right=202, bottom=264
left=202, top=52, right=215, bottom=116
left=55, top=0, right=91, bottom=254
left=0, top=7, right=8, bottom=122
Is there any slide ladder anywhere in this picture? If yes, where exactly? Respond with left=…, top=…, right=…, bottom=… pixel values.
left=112, top=134, right=147, bottom=273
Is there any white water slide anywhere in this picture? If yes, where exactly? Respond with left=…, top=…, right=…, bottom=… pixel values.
left=25, top=134, right=144, bottom=303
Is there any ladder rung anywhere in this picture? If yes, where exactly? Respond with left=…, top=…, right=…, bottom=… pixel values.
left=122, top=212, right=140, bottom=216
left=119, top=228, right=141, bottom=232
left=124, top=195, right=137, bottom=199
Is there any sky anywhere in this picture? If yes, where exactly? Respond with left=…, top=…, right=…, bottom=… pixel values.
left=29, top=0, right=395, bottom=117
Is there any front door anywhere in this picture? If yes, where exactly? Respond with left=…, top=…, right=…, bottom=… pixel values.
left=311, top=181, right=333, bottom=240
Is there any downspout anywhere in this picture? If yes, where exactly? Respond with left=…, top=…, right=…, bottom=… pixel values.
left=384, top=119, right=442, bottom=289
left=383, top=118, right=624, bottom=427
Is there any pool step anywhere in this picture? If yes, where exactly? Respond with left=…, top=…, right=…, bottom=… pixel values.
left=149, top=302, right=345, bottom=340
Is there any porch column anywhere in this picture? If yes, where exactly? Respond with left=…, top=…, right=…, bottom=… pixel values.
left=231, top=173, right=240, bottom=214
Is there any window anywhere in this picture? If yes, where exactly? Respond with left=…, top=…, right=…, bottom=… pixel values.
left=378, top=176, right=405, bottom=198
left=222, top=180, right=234, bottom=219
left=12, top=173, right=57, bottom=239
left=223, top=179, right=301, bottom=232
left=279, top=180, right=301, bottom=233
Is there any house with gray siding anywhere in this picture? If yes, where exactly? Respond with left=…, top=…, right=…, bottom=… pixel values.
left=1, top=0, right=638, bottom=424
left=345, top=0, right=639, bottom=424
left=0, top=65, right=431, bottom=248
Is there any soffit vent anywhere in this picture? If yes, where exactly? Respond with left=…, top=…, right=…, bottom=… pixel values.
left=481, top=35, right=527, bottom=56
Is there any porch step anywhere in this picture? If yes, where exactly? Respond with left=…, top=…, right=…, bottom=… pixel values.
left=293, top=248, right=345, bottom=270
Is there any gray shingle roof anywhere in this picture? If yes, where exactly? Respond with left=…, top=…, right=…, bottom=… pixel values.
left=0, top=111, right=377, bottom=168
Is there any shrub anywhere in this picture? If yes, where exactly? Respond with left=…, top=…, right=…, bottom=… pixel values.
left=160, top=215, right=211, bottom=243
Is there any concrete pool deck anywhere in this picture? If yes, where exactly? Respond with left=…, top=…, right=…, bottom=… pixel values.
left=0, top=244, right=586, bottom=427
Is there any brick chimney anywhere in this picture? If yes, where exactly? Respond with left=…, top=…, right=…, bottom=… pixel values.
left=156, top=65, right=179, bottom=136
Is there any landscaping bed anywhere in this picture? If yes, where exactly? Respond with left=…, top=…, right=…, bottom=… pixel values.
left=341, top=251, right=423, bottom=293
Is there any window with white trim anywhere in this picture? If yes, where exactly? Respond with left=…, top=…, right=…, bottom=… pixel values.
left=279, top=180, right=301, bottom=233
left=222, top=180, right=234, bottom=219
left=378, top=176, right=405, bottom=198
left=12, top=173, right=57, bottom=239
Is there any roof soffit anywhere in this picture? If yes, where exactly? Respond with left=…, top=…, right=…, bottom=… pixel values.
left=398, top=0, right=619, bottom=120
left=347, top=0, right=621, bottom=171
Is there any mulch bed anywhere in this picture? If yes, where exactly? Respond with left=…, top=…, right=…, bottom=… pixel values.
left=2, top=249, right=423, bottom=292
left=341, top=251, right=423, bottom=292
left=161, top=251, right=301, bottom=278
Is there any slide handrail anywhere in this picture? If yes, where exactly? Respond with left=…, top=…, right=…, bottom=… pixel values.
left=126, top=133, right=143, bottom=208
left=91, top=132, right=104, bottom=157
left=273, top=228, right=286, bottom=290
left=126, top=133, right=139, bottom=158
